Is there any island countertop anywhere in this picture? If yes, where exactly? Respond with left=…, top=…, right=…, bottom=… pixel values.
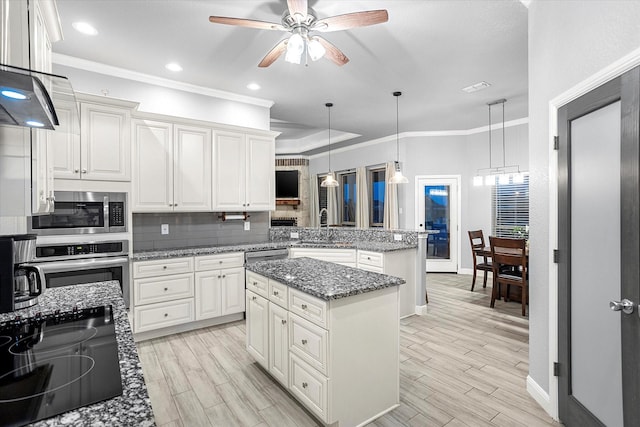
left=0, top=281, right=155, bottom=427
left=245, top=257, right=405, bottom=300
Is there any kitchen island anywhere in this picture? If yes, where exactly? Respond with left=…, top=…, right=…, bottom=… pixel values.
left=0, top=281, right=154, bottom=427
left=245, top=257, right=403, bottom=427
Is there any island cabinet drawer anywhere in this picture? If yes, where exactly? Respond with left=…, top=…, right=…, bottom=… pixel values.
left=269, top=280, right=288, bottom=309
left=289, top=353, right=328, bottom=422
left=133, top=257, right=194, bottom=278
left=289, top=313, right=328, bottom=375
left=246, top=271, right=269, bottom=298
left=289, top=288, right=328, bottom=329
left=357, top=264, right=384, bottom=274
left=195, top=252, right=244, bottom=271
left=134, top=273, right=194, bottom=306
left=134, top=298, right=195, bottom=333
left=357, top=250, right=384, bottom=268
left=289, top=248, right=356, bottom=265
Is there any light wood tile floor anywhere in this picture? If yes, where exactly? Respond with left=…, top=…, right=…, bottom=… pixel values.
left=137, top=273, right=561, bottom=427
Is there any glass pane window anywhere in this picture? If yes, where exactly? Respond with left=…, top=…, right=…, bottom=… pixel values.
left=424, top=185, right=451, bottom=259
left=340, top=172, right=356, bottom=225
left=492, top=174, right=529, bottom=238
left=318, top=176, right=327, bottom=225
left=370, top=168, right=385, bottom=227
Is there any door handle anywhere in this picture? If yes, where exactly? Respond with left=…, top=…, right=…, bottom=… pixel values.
left=609, top=299, right=634, bottom=315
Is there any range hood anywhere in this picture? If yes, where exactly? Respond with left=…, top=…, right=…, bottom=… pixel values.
left=0, top=63, right=79, bottom=133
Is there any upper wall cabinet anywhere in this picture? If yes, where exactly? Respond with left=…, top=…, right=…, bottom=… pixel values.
left=213, top=130, right=275, bottom=211
left=52, top=99, right=133, bottom=181
left=132, top=119, right=212, bottom=212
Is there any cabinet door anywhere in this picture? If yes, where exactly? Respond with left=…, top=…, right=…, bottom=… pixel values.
left=195, top=271, right=222, bottom=320
left=81, top=103, right=131, bottom=181
left=246, top=290, right=269, bottom=369
left=213, top=130, right=246, bottom=210
left=221, top=267, right=245, bottom=315
left=51, top=101, right=81, bottom=179
left=132, top=119, right=174, bottom=212
left=269, top=303, right=289, bottom=386
left=245, top=134, right=275, bottom=211
left=173, top=125, right=212, bottom=211
left=31, top=129, right=54, bottom=214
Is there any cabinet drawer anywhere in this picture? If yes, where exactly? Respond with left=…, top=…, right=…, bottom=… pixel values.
left=289, top=353, right=328, bottom=422
left=246, top=271, right=269, bottom=298
left=289, top=248, right=356, bottom=265
left=358, top=250, right=384, bottom=268
left=358, top=264, right=384, bottom=274
left=289, top=288, right=328, bottom=329
left=269, top=280, right=288, bottom=309
left=134, top=273, right=194, bottom=306
left=133, top=257, right=194, bottom=278
left=195, top=252, right=244, bottom=271
left=134, top=298, right=194, bottom=333
left=289, top=313, right=328, bottom=375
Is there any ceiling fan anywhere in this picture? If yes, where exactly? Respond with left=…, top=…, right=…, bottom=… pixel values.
left=208, top=0, right=388, bottom=67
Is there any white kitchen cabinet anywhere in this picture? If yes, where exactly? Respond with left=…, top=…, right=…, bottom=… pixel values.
left=268, top=302, right=289, bottom=386
left=246, top=289, right=269, bottom=369
left=288, top=247, right=357, bottom=268
left=195, top=266, right=245, bottom=320
left=212, top=130, right=275, bottom=211
left=132, top=119, right=212, bottom=212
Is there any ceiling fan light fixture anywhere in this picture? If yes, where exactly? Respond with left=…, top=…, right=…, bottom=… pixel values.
left=307, top=37, right=326, bottom=61
left=285, top=33, right=304, bottom=64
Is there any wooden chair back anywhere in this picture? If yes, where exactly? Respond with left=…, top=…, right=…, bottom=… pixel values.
left=489, top=236, right=528, bottom=316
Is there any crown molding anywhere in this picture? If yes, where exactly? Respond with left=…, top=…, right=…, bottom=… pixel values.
left=53, top=53, right=275, bottom=108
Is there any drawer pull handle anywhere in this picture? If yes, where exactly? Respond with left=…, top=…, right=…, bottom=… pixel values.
left=222, top=275, right=226, bottom=278
left=253, top=281, right=258, bottom=286
left=301, top=339, right=307, bottom=345
left=218, top=275, right=221, bottom=279
left=164, top=287, right=168, bottom=291
left=252, top=296, right=257, bottom=301
left=302, top=382, right=308, bottom=389
left=164, top=313, right=168, bottom=317
left=301, top=304, right=307, bottom=310
left=163, top=266, right=167, bottom=269
left=273, top=290, right=279, bottom=296
left=367, top=256, right=371, bottom=260
left=219, top=260, right=223, bottom=263
left=281, top=319, right=287, bottom=325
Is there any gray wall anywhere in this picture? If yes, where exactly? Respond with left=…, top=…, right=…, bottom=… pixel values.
left=528, top=1, right=640, bottom=393
left=133, top=211, right=269, bottom=251
left=309, top=123, right=529, bottom=271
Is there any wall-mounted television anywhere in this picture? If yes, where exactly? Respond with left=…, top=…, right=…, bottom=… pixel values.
left=275, top=170, right=299, bottom=198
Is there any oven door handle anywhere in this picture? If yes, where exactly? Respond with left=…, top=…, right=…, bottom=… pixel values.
left=26, top=256, right=129, bottom=274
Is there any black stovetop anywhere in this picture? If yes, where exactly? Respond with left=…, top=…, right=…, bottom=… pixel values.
left=0, top=305, right=123, bottom=427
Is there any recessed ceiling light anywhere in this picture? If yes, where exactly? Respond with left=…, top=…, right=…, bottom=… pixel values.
left=461, top=81, right=491, bottom=93
left=72, top=22, right=98, bottom=36
left=165, top=62, right=183, bottom=72
left=246, top=82, right=261, bottom=91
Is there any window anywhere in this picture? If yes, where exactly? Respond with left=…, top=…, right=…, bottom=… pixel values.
left=369, top=168, right=385, bottom=227
left=340, top=172, right=356, bottom=226
left=318, top=175, right=327, bottom=225
left=492, top=174, right=529, bottom=238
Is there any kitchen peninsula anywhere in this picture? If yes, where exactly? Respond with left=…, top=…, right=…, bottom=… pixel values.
left=245, top=257, right=403, bottom=426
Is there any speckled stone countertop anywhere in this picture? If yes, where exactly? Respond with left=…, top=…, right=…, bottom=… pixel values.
left=131, top=240, right=416, bottom=261
left=245, top=257, right=405, bottom=300
left=0, top=281, right=155, bottom=427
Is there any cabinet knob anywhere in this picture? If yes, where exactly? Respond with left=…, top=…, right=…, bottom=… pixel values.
left=281, top=319, right=287, bottom=325
left=222, top=275, right=226, bottom=278
left=252, top=296, right=257, bottom=301
left=301, top=304, right=307, bottom=310
left=218, top=275, right=221, bottom=279
left=164, top=313, right=168, bottom=317
left=174, top=203, right=178, bottom=207
left=219, top=260, right=223, bottom=263
left=302, top=382, right=308, bottom=389
left=253, top=281, right=258, bottom=286
left=273, top=290, right=279, bottom=296
left=367, top=256, right=371, bottom=260
left=164, top=287, right=168, bottom=291
left=74, top=169, right=79, bottom=173
left=81, top=169, right=87, bottom=174
left=301, top=339, right=307, bottom=345
left=163, top=266, right=167, bottom=269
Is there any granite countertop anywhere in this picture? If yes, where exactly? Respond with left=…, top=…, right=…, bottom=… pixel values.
left=245, top=257, right=405, bottom=300
left=131, top=240, right=416, bottom=261
left=0, top=281, right=154, bottom=427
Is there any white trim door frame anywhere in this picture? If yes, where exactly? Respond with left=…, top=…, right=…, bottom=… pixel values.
left=415, top=175, right=461, bottom=273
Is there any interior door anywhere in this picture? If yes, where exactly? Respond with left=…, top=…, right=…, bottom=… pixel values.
left=557, top=67, right=640, bottom=426
left=416, top=176, right=459, bottom=273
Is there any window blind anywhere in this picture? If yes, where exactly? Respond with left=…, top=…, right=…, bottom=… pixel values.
left=492, top=174, right=529, bottom=238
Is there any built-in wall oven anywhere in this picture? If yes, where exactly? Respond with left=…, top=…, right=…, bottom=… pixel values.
left=29, top=191, right=126, bottom=235
left=31, top=240, right=130, bottom=308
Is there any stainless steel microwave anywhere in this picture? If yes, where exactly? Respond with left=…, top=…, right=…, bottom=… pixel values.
left=29, top=191, right=126, bottom=235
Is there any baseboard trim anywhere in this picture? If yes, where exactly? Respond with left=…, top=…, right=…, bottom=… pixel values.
left=527, top=375, right=556, bottom=420
left=457, top=267, right=473, bottom=275
left=414, top=305, right=428, bottom=315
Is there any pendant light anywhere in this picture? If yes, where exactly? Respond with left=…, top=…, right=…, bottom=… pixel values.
left=320, top=102, right=339, bottom=187
left=389, top=91, right=409, bottom=184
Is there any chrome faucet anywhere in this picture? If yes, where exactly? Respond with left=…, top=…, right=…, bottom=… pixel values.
left=318, top=208, right=329, bottom=240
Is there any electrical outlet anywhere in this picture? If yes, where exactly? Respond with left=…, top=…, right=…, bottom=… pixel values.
left=244, top=221, right=250, bottom=231
left=399, top=207, right=403, bottom=214
left=290, top=232, right=299, bottom=239
left=161, top=224, right=169, bottom=235
left=394, top=234, right=402, bottom=241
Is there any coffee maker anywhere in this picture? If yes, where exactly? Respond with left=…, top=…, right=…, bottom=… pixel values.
left=0, top=234, right=44, bottom=313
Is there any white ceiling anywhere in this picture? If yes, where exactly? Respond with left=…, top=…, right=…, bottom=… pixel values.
left=52, top=0, right=529, bottom=155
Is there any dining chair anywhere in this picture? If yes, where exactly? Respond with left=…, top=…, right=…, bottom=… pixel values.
left=468, top=230, right=492, bottom=291
left=489, top=236, right=528, bottom=316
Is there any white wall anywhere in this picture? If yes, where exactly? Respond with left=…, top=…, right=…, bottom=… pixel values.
left=309, top=123, right=529, bottom=271
left=528, top=0, right=640, bottom=396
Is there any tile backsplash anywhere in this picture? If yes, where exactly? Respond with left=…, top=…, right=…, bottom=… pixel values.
left=133, top=212, right=269, bottom=251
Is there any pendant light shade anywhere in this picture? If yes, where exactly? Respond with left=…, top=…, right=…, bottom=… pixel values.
left=389, top=91, right=408, bottom=184
left=321, top=102, right=339, bottom=188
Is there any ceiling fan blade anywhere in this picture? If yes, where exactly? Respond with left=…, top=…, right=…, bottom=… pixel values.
left=209, top=16, right=284, bottom=31
left=313, top=10, right=389, bottom=32
left=317, top=37, right=349, bottom=66
left=258, top=39, right=288, bottom=67
left=287, top=0, right=308, bottom=21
